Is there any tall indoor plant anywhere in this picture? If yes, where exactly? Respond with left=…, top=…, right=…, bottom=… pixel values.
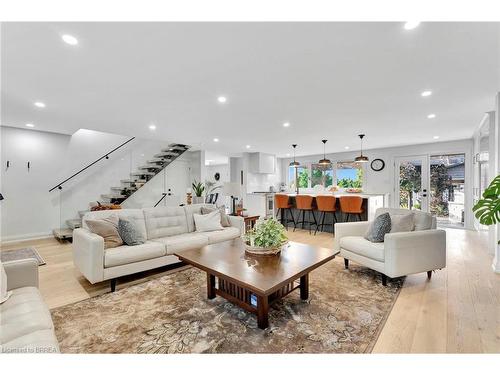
left=473, top=174, right=500, bottom=243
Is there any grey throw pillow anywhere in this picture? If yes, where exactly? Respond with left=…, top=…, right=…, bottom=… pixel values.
left=201, top=205, right=231, bottom=227
left=364, top=212, right=391, bottom=242
left=118, top=218, right=146, bottom=246
left=390, top=213, right=415, bottom=233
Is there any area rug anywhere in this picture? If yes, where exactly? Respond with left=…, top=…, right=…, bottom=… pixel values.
left=0, top=247, right=46, bottom=266
left=51, top=261, right=403, bottom=353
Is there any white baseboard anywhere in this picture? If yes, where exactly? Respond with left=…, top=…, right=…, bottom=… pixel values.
left=1, top=232, right=53, bottom=245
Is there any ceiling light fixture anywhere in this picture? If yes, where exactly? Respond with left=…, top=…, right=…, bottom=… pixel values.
left=427, top=114, right=436, bottom=119
left=34, top=102, right=46, bottom=108
left=283, top=122, right=290, bottom=128
left=289, top=144, right=300, bottom=167
left=404, top=21, right=421, bottom=30
left=433, top=135, right=440, bottom=140
left=148, top=124, right=156, bottom=130
left=354, top=134, right=369, bottom=163
left=246, top=145, right=251, bottom=149
left=318, top=140, right=331, bottom=165
left=217, top=96, right=227, bottom=103
left=25, top=123, right=35, bottom=128
left=213, top=138, right=219, bottom=142
left=421, top=90, right=432, bottom=97
left=344, top=146, right=350, bottom=150
left=62, top=34, right=78, bottom=45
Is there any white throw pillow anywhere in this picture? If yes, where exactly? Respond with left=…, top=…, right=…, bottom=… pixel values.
left=390, top=213, right=415, bottom=233
left=0, top=262, right=12, bottom=304
left=194, top=210, right=224, bottom=232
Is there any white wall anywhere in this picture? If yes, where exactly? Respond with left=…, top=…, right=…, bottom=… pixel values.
left=280, top=138, right=474, bottom=229
left=0, top=126, right=193, bottom=241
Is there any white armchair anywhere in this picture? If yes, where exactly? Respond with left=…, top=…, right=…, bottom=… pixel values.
left=334, top=208, right=446, bottom=285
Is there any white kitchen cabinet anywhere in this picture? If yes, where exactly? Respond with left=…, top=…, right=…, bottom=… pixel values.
left=248, top=152, right=276, bottom=174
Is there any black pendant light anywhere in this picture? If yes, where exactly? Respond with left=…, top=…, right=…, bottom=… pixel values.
left=318, top=139, right=331, bottom=165
left=289, top=144, right=300, bottom=167
left=354, top=134, right=369, bottom=163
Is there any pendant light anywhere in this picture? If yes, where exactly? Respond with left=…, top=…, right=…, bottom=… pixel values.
left=318, top=139, right=331, bottom=165
left=354, top=134, right=369, bottom=163
left=289, top=144, right=300, bottom=167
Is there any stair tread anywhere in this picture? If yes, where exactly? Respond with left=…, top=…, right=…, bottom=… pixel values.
left=66, top=219, right=82, bottom=229
left=53, top=228, right=73, bottom=239
left=102, top=194, right=127, bottom=198
left=131, top=171, right=155, bottom=176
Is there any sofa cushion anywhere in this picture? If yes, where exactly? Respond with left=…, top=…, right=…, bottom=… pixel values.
left=86, top=215, right=123, bottom=249
left=390, top=213, right=415, bottom=233
left=143, top=206, right=188, bottom=239
left=0, top=287, right=54, bottom=345
left=104, top=242, right=166, bottom=268
left=375, top=208, right=433, bottom=231
left=194, top=211, right=224, bottom=232
left=118, top=218, right=146, bottom=246
left=1, top=329, right=60, bottom=353
left=364, top=212, right=391, bottom=242
left=152, top=233, right=209, bottom=255
left=184, top=204, right=216, bottom=232
left=200, top=227, right=240, bottom=244
left=340, top=236, right=385, bottom=262
left=83, top=209, right=147, bottom=240
left=201, top=206, right=231, bottom=227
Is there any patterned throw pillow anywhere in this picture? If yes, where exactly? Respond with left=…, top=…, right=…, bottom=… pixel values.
left=201, top=205, right=231, bottom=227
left=364, top=212, right=392, bottom=242
left=118, top=218, right=146, bottom=246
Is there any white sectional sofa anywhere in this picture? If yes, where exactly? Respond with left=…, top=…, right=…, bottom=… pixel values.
left=73, top=204, right=244, bottom=291
left=334, top=208, right=446, bottom=285
left=0, top=259, right=59, bottom=353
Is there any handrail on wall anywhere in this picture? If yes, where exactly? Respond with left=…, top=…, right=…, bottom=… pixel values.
left=154, top=193, right=168, bottom=207
left=48, top=137, right=135, bottom=192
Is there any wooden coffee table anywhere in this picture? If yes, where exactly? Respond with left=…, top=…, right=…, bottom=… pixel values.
left=175, top=239, right=338, bottom=329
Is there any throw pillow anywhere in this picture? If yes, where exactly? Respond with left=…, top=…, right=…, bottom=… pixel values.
left=118, top=218, right=146, bottom=246
left=194, top=210, right=224, bottom=232
left=364, top=212, right=391, bottom=242
left=0, top=262, right=12, bottom=304
left=201, top=205, right=231, bottom=227
left=390, top=213, right=415, bottom=233
left=86, top=215, right=123, bottom=249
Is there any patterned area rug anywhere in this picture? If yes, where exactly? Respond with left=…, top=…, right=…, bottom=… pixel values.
left=0, top=247, right=46, bottom=266
left=51, top=261, right=403, bottom=353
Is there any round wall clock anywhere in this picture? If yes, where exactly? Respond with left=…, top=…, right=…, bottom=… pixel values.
left=370, top=158, right=385, bottom=171
left=214, top=172, right=220, bottom=181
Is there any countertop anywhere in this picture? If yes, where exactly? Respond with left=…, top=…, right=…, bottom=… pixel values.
left=277, top=192, right=387, bottom=198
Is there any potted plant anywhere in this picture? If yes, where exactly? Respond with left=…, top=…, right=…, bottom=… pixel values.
left=473, top=174, right=500, bottom=244
left=243, top=218, right=288, bottom=256
left=192, top=180, right=205, bottom=204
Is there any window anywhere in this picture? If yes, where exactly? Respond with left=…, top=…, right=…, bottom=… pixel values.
left=311, top=163, right=333, bottom=187
left=336, top=161, right=363, bottom=188
left=288, top=166, right=309, bottom=189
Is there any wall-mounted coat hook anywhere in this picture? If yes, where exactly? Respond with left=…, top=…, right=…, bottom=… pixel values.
left=27, top=161, right=31, bottom=171
left=6, top=160, right=10, bottom=170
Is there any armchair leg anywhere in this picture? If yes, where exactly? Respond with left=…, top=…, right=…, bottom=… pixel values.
left=344, top=258, right=349, bottom=269
left=110, top=278, right=117, bottom=292
left=381, top=274, right=387, bottom=286
left=427, top=270, right=432, bottom=279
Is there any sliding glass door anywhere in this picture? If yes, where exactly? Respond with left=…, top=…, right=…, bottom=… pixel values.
left=395, top=155, right=429, bottom=212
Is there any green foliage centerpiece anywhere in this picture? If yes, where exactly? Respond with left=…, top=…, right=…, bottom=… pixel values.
left=243, top=218, right=288, bottom=256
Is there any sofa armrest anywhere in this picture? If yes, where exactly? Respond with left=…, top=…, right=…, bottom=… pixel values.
left=228, top=215, right=245, bottom=235
left=3, top=258, right=39, bottom=291
left=334, top=221, right=371, bottom=252
left=72, top=228, right=105, bottom=284
left=384, top=229, right=446, bottom=278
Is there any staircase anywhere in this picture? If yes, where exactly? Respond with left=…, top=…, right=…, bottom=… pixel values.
left=53, top=143, right=190, bottom=241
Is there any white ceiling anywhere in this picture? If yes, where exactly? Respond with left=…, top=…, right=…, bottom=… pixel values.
left=1, top=22, right=499, bottom=157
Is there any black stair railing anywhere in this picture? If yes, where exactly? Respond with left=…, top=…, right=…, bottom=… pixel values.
left=154, top=193, right=168, bottom=207
left=49, top=137, right=135, bottom=192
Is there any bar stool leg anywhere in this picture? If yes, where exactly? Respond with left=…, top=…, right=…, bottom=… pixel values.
left=288, top=208, right=296, bottom=227
left=357, top=213, right=362, bottom=221
left=314, top=211, right=323, bottom=235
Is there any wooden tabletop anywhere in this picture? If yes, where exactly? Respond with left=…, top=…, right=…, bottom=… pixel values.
left=175, top=238, right=338, bottom=295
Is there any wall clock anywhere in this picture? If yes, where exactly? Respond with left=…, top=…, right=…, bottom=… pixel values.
left=370, top=158, right=385, bottom=172
left=214, top=172, right=220, bottom=181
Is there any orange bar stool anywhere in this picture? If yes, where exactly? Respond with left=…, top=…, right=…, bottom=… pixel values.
left=275, top=194, right=295, bottom=230
left=339, top=196, right=364, bottom=222
left=294, top=195, right=318, bottom=234
left=314, top=195, right=338, bottom=235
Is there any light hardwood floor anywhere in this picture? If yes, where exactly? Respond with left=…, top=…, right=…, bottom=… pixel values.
left=1, top=227, right=499, bottom=353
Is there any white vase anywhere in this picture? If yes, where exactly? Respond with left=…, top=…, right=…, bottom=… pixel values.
left=193, top=196, right=205, bottom=204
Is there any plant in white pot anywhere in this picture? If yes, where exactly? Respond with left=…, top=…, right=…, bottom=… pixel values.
left=192, top=180, right=205, bottom=204
left=473, top=174, right=500, bottom=244
left=243, top=218, right=288, bottom=256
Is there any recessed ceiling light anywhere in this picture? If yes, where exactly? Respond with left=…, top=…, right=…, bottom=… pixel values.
left=62, top=34, right=78, bottom=45
left=246, top=145, right=251, bottom=149
left=283, top=122, right=290, bottom=128
left=427, top=114, right=436, bottom=119
left=148, top=124, right=156, bottom=130
left=217, top=96, right=227, bottom=103
left=34, top=102, right=46, bottom=108
left=213, top=138, right=219, bottom=142
left=344, top=146, right=350, bottom=150
left=25, top=123, right=35, bottom=128
left=421, top=90, right=432, bottom=97
left=433, top=135, right=440, bottom=140
left=404, top=21, right=421, bottom=30
left=286, top=153, right=291, bottom=157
